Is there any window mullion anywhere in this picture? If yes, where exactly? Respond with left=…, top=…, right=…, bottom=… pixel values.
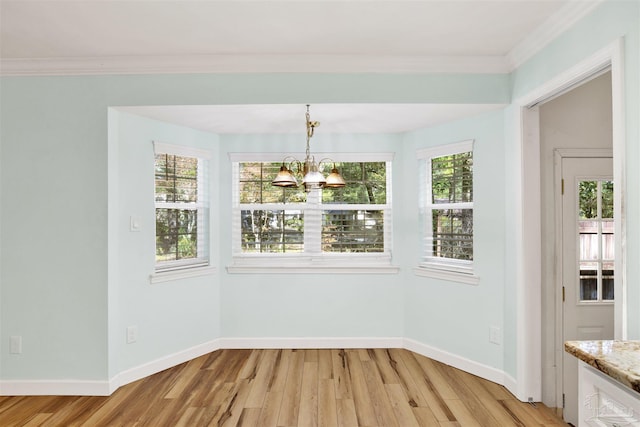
left=425, top=202, right=473, bottom=210
left=304, top=189, right=322, bottom=254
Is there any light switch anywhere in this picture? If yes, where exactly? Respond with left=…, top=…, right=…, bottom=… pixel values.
left=130, top=216, right=141, bottom=232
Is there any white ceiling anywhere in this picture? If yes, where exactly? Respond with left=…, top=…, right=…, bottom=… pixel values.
left=117, top=103, right=505, bottom=134
left=0, top=0, right=602, bottom=133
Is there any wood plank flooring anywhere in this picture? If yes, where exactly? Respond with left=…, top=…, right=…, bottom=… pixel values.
left=0, top=348, right=568, bottom=426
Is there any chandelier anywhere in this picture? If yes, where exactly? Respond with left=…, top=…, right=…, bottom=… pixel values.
left=271, top=105, right=346, bottom=192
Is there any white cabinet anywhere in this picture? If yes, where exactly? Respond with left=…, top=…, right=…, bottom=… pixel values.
left=579, top=361, right=640, bottom=426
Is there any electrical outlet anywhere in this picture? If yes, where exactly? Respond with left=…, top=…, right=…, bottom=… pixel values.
left=489, top=326, right=501, bottom=345
left=126, top=326, right=138, bottom=344
left=10, top=336, right=22, bottom=354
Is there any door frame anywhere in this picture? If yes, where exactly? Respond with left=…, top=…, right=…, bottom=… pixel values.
left=513, top=38, right=626, bottom=405
left=554, top=148, right=614, bottom=414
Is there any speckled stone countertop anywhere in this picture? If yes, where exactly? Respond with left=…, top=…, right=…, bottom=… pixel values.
left=565, top=340, right=640, bottom=394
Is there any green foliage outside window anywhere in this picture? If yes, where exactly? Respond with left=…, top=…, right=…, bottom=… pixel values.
left=155, top=154, right=200, bottom=262
left=579, top=180, right=614, bottom=219
left=431, top=153, right=472, bottom=204
left=322, top=162, right=386, bottom=204
left=238, top=161, right=387, bottom=253
left=430, top=152, right=473, bottom=261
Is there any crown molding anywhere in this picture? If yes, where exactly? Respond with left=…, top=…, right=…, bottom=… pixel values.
left=0, top=1, right=606, bottom=78
left=0, top=54, right=512, bottom=77
left=507, top=0, right=605, bottom=69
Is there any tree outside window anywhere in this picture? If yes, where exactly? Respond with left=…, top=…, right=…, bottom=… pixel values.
left=417, top=140, right=475, bottom=277
left=233, top=158, right=391, bottom=257
left=154, top=143, right=210, bottom=272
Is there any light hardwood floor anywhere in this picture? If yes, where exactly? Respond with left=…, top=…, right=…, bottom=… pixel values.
left=0, top=348, right=567, bottom=426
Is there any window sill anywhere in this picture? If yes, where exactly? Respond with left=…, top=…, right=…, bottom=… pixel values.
left=150, top=266, right=216, bottom=284
left=413, top=265, right=479, bottom=285
left=227, top=265, right=399, bottom=274
left=227, top=255, right=399, bottom=274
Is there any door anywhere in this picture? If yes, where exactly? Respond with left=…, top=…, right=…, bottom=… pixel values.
left=562, top=157, right=614, bottom=425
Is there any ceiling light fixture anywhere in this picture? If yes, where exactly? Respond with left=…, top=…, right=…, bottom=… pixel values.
left=271, top=105, right=346, bottom=192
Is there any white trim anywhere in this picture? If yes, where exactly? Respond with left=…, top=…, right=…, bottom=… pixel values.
left=0, top=54, right=512, bottom=77
left=610, top=39, right=627, bottom=341
left=416, top=139, right=474, bottom=160
left=228, top=152, right=394, bottom=163
left=520, top=106, right=543, bottom=403
left=0, top=380, right=112, bottom=396
left=514, top=38, right=625, bottom=407
left=504, top=373, right=519, bottom=400
left=227, top=253, right=398, bottom=274
left=150, top=266, right=217, bottom=284
left=403, top=338, right=505, bottom=387
left=219, top=337, right=404, bottom=349
left=108, top=339, right=222, bottom=394
left=506, top=0, right=605, bottom=69
left=227, top=265, right=399, bottom=274
left=413, top=266, right=480, bottom=285
left=555, top=148, right=614, bottom=158
left=518, top=42, right=620, bottom=109
left=153, top=141, right=211, bottom=159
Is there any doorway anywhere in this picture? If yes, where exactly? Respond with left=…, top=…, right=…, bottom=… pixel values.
left=515, top=38, right=625, bottom=415
left=538, top=70, right=615, bottom=423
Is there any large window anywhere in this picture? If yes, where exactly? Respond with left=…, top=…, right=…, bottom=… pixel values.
left=416, top=140, right=475, bottom=281
left=229, top=153, right=395, bottom=273
left=154, top=142, right=210, bottom=272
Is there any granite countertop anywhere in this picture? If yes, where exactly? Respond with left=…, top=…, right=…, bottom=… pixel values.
left=565, top=340, right=640, bottom=394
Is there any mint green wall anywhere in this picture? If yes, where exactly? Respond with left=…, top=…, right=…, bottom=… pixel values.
left=0, top=73, right=509, bottom=382
left=502, top=0, right=640, bottom=382
left=1, top=77, right=109, bottom=380
left=402, top=109, right=506, bottom=370
left=219, top=133, right=406, bottom=339
left=109, top=111, right=221, bottom=375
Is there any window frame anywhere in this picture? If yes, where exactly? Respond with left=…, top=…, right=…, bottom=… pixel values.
left=227, top=152, right=399, bottom=274
left=414, top=140, right=479, bottom=285
left=152, top=141, right=213, bottom=280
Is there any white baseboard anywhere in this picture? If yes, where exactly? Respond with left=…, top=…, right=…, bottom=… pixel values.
left=403, top=338, right=506, bottom=386
left=219, top=336, right=404, bottom=349
left=503, top=373, right=520, bottom=400
left=1, top=336, right=515, bottom=397
left=0, top=380, right=112, bottom=396
left=0, top=339, right=223, bottom=397
left=108, top=339, right=223, bottom=394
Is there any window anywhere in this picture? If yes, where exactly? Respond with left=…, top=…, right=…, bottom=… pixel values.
left=415, top=140, right=477, bottom=283
left=578, top=179, right=614, bottom=302
left=228, top=153, right=397, bottom=273
left=154, top=142, right=210, bottom=273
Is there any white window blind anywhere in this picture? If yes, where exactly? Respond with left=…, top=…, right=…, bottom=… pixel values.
left=227, top=152, right=398, bottom=273
left=416, top=140, right=477, bottom=282
left=153, top=142, right=210, bottom=273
